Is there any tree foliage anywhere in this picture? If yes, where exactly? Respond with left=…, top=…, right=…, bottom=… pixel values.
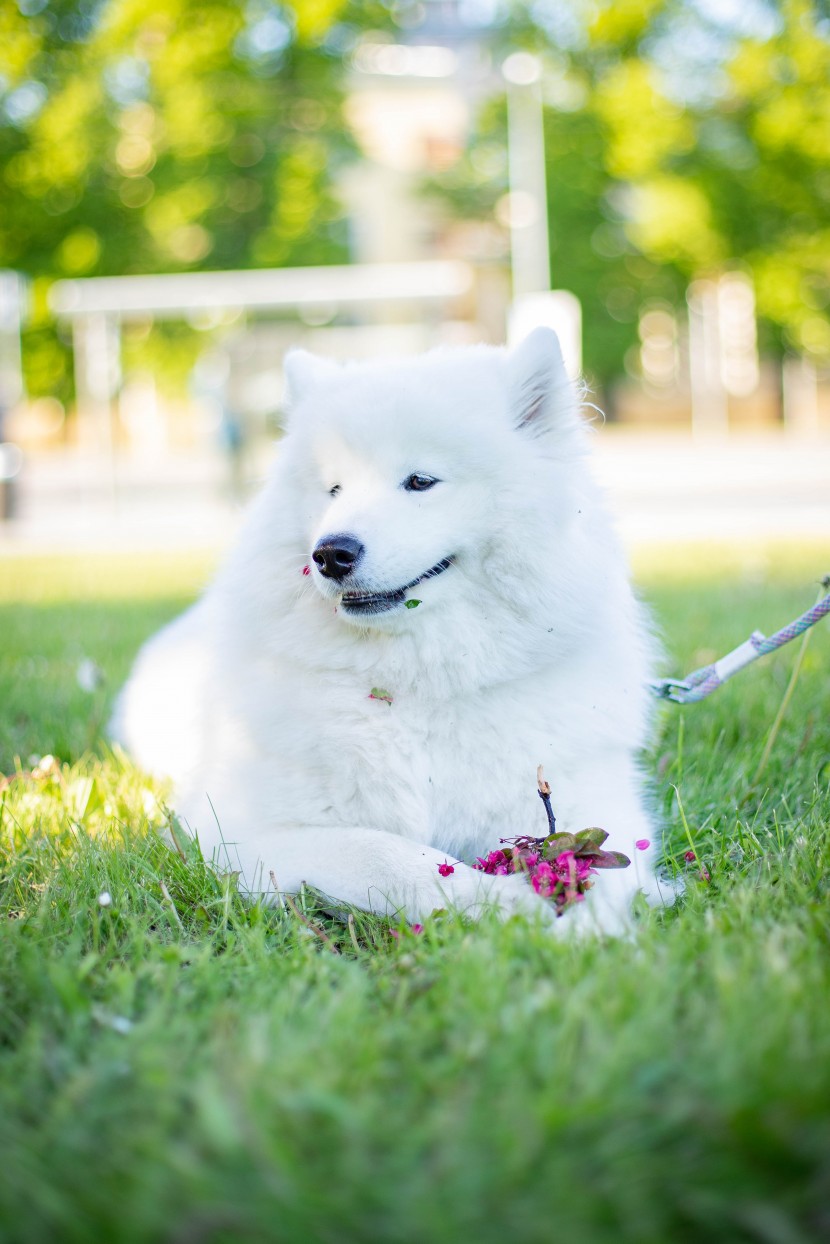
left=434, top=0, right=830, bottom=381
left=0, top=0, right=378, bottom=281
left=1, top=0, right=828, bottom=398
left=611, top=0, right=830, bottom=360
left=0, top=0, right=390, bottom=398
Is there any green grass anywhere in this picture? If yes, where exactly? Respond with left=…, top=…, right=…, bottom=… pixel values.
left=1, top=544, right=829, bottom=1244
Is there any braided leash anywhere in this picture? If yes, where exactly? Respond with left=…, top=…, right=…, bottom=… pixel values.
left=651, top=582, right=830, bottom=705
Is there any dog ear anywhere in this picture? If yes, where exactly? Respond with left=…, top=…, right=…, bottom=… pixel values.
left=283, top=349, right=340, bottom=404
left=508, top=327, right=572, bottom=437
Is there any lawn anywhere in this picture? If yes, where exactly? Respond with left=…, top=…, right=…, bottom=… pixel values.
left=1, top=542, right=829, bottom=1244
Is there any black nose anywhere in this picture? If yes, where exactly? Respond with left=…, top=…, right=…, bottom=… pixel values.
left=312, top=534, right=365, bottom=581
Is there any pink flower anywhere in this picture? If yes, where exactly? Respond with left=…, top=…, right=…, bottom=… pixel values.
left=524, top=852, right=539, bottom=867
left=473, top=849, right=511, bottom=875
left=302, top=565, right=311, bottom=576
left=531, top=861, right=558, bottom=898
left=699, top=868, right=710, bottom=883
left=684, top=849, right=696, bottom=862
left=437, top=861, right=455, bottom=877
left=555, top=851, right=582, bottom=882
left=635, top=839, right=650, bottom=851
left=412, top=923, right=424, bottom=934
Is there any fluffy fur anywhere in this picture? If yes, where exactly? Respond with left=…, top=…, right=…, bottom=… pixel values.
left=113, top=328, right=662, bottom=934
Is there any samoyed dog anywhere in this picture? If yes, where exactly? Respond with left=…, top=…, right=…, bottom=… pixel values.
left=113, top=327, right=661, bottom=935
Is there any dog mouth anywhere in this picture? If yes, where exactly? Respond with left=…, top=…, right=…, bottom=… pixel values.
left=340, top=556, right=455, bottom=616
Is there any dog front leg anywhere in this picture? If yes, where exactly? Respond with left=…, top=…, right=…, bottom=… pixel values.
left=550, top=752, right=672, bottom=936
left=231, top=825, right=552, bottom=926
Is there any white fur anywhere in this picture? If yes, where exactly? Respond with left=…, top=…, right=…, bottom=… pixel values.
left=112, top=328, right=662, bottom=935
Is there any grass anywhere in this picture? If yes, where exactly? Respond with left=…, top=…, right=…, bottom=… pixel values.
left=1, top=542, right=830, bottom=1244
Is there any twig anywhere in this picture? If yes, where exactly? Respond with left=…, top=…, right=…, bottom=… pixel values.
left=347, top=913, right=361, bottom=954
left=284, top=892, right=340, bottom=954
left=268, top=869, right=286, bottom=910
left=536, top=765, right=557, bottom=834
left=159, top=879, right=184, bottom=931
left=167, top=815, right=188, bottom=863
left=754, top=578, right=829, bottom=786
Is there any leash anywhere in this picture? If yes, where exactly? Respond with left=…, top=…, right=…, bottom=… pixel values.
left=650, top=581, right=830, bottom=705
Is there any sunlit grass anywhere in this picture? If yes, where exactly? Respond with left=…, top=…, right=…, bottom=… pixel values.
left=630, top=536, right=830, bottom=586
left=0, top=549, right=219, bottom=604
left=1, top=543, right=829, bottom=1243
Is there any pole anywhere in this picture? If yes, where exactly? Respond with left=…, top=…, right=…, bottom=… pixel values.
left=503, top=52, right=550, bottom=299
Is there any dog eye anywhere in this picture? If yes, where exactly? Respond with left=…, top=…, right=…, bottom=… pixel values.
left=403, top=473, right=439, bottom=492
left=328, top=484, right=341, bottom=498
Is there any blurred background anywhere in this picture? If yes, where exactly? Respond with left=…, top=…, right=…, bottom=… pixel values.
left=0, top=0, right=828, bottom=553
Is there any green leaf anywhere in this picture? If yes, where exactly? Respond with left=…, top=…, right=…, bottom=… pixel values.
left=542, top=833, right=579, bottom=857
left=590, top=851, right=631, bottom=870
left=405, top=599, right=421, bottom=609
left=574, top=827, right=609, bottom=850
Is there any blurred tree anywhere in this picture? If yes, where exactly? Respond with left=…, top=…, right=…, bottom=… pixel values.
left=431, top=88, right=686, bottom=386
left=430, top=0, right=830, bottom=383
left=0, top=0, right=389, bottom=398
left=2, top=0, right=829, bottom=398
left=595, top=0, right=830, bottom=361
left=0, top=0, right=374, bottom=277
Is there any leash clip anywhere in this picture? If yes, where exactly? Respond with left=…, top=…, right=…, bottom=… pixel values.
left=649, top=677, right=692, bottom=703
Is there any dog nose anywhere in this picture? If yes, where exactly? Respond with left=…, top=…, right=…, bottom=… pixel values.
left=312, top=535, right=365, bottom=581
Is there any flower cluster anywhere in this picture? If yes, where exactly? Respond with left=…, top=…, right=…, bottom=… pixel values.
left=430, top=771, right=633, bottom=920
left=470, top=828, right=631, bottom=916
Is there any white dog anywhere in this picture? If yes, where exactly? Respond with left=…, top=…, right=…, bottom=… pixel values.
left=113, top=328, right=660, bottom=934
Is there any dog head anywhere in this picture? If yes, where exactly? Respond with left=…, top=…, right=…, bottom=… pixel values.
left=279, top=328, right=587, bottom=632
